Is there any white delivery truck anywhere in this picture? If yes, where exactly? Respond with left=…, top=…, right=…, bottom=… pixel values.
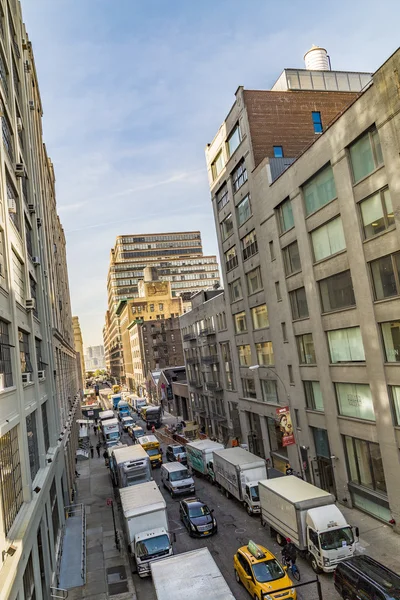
left=186, top=440, right=224, bottom=476
left=259, top=476, right=358, bottom=573
left=110, top=445, right=152, bottom=488
left=151, top=548, right=235, bottom=600
left=102, top=417, right=120, bottom=447
left=120, top=481, right=173, bottom=577
left=99, top=409, right=114, bottom=422
left=132, top=397, right=147, bottom=414
left=160, top=463, right=195, bottom=497
left=212, top=447, right=267, bottom=514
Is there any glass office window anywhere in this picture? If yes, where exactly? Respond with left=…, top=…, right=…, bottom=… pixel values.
left=349, top=127, right=383, bottom=183
left=360, top=188, right=394, bottom=239
left=303, top=165, right=337, bottom=215
left=296, top=333, right=316, bottom=364
left=220, top=213, right=234, bottom=241
left=389, top=386, right=400, bottom=426
left=336, top=383, right=375, bottom=421
left=283, top=241, right=301, bottom=275
left=251, top=304, right=269, bottom=330
left=381, top=321, right=400, bottom=362
left=311, top=216, right=346, bottom=261
left=319, top=270, right=356, bottom=312
left=261, top=380, right=278, bottom=403
left=290, top=287, right=309, bottom=320
left=328, top=327, right=365, bottom=363
left=236, top=195, right=251, bottom=226
left=277, top=198, right=294, bottom=233
left=370, top=253, right=400, bottom=300
left=304, top=381, right=324, bottom=411
left=227, top=124, right=241, bottom=156
left=238, top=344, right=252, bottom=367
left=242, top=378, right=257, bottom=399
left=344, top=436, right=386, bottom=493
left=256, top=341, right=274, bottom=366
left=247, top=267, right=262, bottom=294
left=234, top=311, right=247, bottom=334
left=229, top=279, right=242, bottom=303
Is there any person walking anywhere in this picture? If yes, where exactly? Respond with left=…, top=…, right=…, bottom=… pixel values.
left=103, top=449, right=109, bottom=467
left=90, top=445, right=94, bottom=459
left=94, top=423, right=97, bottom=436
left=96, top=442, right=101, bottom=458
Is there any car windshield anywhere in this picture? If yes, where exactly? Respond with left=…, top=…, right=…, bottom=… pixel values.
left=188, top=504, right=210, bottom=518
left=147, top=448, right=159, bottom=457
left=170, top=469, right=190, bottom=481
left=134, top=430, right=144, bottom=438
left=252, top=559, right=285, bottom=583
left=250, top=485, right=259, bottom=501
left=319, top=527, right=354, bottom=550
left=136, top=534, right=170, bottom=559
left=173, top=446, right=185, bottom=454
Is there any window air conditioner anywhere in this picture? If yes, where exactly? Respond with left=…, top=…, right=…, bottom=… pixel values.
left=22, top=373, right=31, bottom=384
left=43, top=270, right=48, bottom=278
left=36, top=218, right=42, bottom=227
left=38, top=370, right=45, bottom=380
left=28, top=203, right=35, bottom=213
left=17, top=117, right=23, bottom=132
left=32, top=256, right=40, bottom=266
left=24, top=61, right=31, bottom=73
left=26, top=298, right=35, bottom=311
left=29, top=101, right=35, bottom=111
left=15, top=163, right=24, bottom=177
left=8, top=198, right=16, bottom=213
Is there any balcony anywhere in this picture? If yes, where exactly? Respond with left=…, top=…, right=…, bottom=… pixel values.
left=199, top=327, right=216, bottom=337
left=186, top=357, right=198, bottom=365
left=189, top=379, right=202, bottom=389
left=183, top=332, right=196, bottom=341
left=201, top=355, right=219, bottom=365
left=205, top=381, right=223, bottom=392
left=242, top=240, right=258, bottom=261
left=226, top=255, right=238, bottom=272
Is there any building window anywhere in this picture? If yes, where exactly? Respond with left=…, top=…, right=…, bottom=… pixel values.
left=241, top=230, right=258, bottom=260
left=319, top=270, right=355, bottom=313
left=370, top=253, right=400, bottom=300
left=275, top=281, right=282, bottom=302
left=221, top=342, right=234, bottom=391
left=12, top=250, right=24, bottom=305
left=281, top=322, right=287, bottom=342
left=269, top=241, right=275, bottom=260
left=277, top=198, right=294, bottom=233
left=336, top=383, right=375, bottom=421
left=290, top=287, right=309, bottom=320
left=149, top=304, right=154, bottom=312
left=35, top=337, right=45, bottom=371
left=238, top=344, right=252, bottom=366
left=312, top=111, right=323, bottom=133
left=225, top=246, right=238, bottom=272
left=360, top=188, right=394, bottom=239
left=0, top=320, right=13, bottom=389
left=0, top=425, right=23, bottom=533
left=29, top=276, right=38, bottom=318
left=25, top=218, right=33, bottom=258
left=229, top=279, right=242, bottom=303
left=236, top=195, right=251, bottom=226
left=256, top=341, right=274, bottom=366
left=2, top=113, right=13, bottom=161
left=216, top=183, right=229, bottom=212
left=328, top=327, right=365, bottom=363
left=231, top=160, right=248, bottom=192
left=304, top=381, right=324, bottom=411
left=288, top=364, right=294, bottom=384
left=381, top=321, right=400, bottom=362
left=242, top=378, right=257, bottom=399
left=296, top=333, right=316, bottom=364
left=303, top=164, right=336, bottom=216
left=247, top=267, right=262, bottom=295
left=233, top=311, right=247, bottom=334
left=19, top=329, right=33, bottom=373
left=273, top=146, right=284, bottom=158
left=220, top=213, right=234, bottom=241
left=227, top=124, right=241, bottom=156
left=0, top=229, right=6, bottom=287
left=349, top=126, right=383, bottom=184
left=50, top=480, right=60, bottom=544
left=283, top=241, right=301, bottom=275
left=42, top=402, right=50, bottom=452
left=7, top=176, right=20, bottom=233
left=344, top=436, right=386, bottom=493
left=212, top=150, right=225, bottom=180
left=0, top=48, right=9, bottom=99
left=251, top=304, right=269, bottom=330
left=389, top=386, right=400, bottom=426
left=261, top=380, right=278, bottom=403
left=311, top=216, right=346, bottom=261
left=26, top=410, right=40, bottom=481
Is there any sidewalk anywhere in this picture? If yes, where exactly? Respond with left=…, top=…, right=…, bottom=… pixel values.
left=67, top=431, right=137, bottom=600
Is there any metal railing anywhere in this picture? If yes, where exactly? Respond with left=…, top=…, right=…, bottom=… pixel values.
left=205, top=381, right=222, bottom=392
left=199, top=327, right=216, bottom=337
left=50, top=588, right=68, bottom=599
left=65, top=504, right=86, bottom=584
left=226, top=255, right=238, bottom=272
left=242, top=240, right=258, bottom=261
left=201, top=355, right=219, bottom=364
left=183, top=332, right=196, bottom=341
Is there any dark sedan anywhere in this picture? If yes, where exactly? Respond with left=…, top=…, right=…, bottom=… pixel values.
left=179, top=498, right=217, bottom=538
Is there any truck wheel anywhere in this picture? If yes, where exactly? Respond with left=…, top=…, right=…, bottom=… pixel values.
left=276, top=532, right=285, bottom=546
left=311, top=556, right=322, bottom=574
left=246, top=504, right=252, bottom=516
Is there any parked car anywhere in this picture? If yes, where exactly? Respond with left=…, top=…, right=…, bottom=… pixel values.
left=121, top=416, right=135, bottom=431
left=166, top=444, right=187, bottom=464
left=179, top=497, right=217, bottom=538
left=128, top=425, right=145, bottom=442
left=334, top=555, right=400, bottom=600
left=160, top=463, right=195, bottom=497
left=234, top=541, right=296, bottom=600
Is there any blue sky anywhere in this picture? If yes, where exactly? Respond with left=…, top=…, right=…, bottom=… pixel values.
left=23, top=0, right=399, bottom=346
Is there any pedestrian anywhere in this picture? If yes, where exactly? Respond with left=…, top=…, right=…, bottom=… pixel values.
left=96, top=443, right=101, bottom=458
left=103, top=449, right=109, bottom=467
left=151, top=424, right=155, bottom=435
left=94, top=424, right=97, bottom=436
left=90, top=445, right=94, bottom=459
left=285, top=463, right=293, bottom=476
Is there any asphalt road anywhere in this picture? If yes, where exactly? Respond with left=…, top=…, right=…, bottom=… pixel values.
left=98, top=389, right=337, bottom=600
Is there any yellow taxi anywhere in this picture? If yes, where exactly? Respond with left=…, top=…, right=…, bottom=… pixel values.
left=234, top=541, right=296, bottom=600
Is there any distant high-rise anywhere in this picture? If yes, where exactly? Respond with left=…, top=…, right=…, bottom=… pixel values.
left=104, top=231, right=220, bottom=379
left=85, top=345, right=105, bottom=371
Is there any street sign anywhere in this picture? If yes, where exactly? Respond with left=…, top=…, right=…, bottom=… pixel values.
left=106, top=498, right=113, bottom=506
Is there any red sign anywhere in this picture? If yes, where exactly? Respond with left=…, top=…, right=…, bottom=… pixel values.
left=276, top=406, right=295, bottom=447
left=106, top=498, right=113, bottom=506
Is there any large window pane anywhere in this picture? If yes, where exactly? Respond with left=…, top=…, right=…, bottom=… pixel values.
left=234, top=311, right=247, bottom=333
left=0, top=319, right=13, bottom=388
left=232, top=160, right=247, bottom=192
left=344, top=436, right=359, bottom=482
left=371, top=255, right=397, bottom=300
left=311, top=216, right=346, bottom=261
left=304, top=381, right=324, bottom=411
left=242, top=378, right=256, bottom=399
left=237, top=195, right=251, bottom=226
left=319, top=270, right=355, bottom=312
left=26, top=411, right=40, bottom=482
left=229, top=279, right=242, bottom=303
left=328, top=327, right=365, bottom=363
left=389, top=385, right=400, bottom=425
left=247, top=267, right=262, bottom=294
left=227, top=124, right=241, bottom=156
left=355, top=439, right=374, bottom=488
left=303, top=165, right=337, bottom=215
left=212, top=151, right=225, bottom=179
left=381, top=321, right=400, bottom=362
left=251, top=304, right=269, bottom=330
left=369, top=443, right=386, bottom=493
left=350, top=127, right=384, bottom=183
left=277, top=198, right=294, bottom=233
left=216, top=184, right=229, bottom=211
left=290, top=287, right=309, bottom=320
left=256, top=341, right=274, bottom=366
left=220, top=213, right=234, bottom=241
left=344, top=436, right=386, bottom=494
left=261, top=380, right=278, bottom=403
left=335, top=383, right=375, bottom=421
left=0, top=426, right=23, bottom=533
left=297, top=333, right=316, bottom=364
left=283, top=241, right=301, bottom=275
left=360, top=191, right=386, bottom=238
left=238, top=344, right=251, bottom=366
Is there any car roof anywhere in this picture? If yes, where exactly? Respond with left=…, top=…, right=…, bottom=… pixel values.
left=238, top=545, right=276, bottom=564
left=338, top=556, right=400, bottom=593
left=183, top=498, right=203, bottom=507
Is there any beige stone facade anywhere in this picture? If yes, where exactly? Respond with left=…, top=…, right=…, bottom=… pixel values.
left=72, top=316, right=85, bottom=388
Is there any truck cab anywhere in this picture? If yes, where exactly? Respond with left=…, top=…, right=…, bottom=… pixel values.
left=144, top=406, right=162, bottom=430
left=243, top=481, right=260, bottom=514
left=139, top=435, right=162, bottom=468
left=117, top=400, right=131, bottom=420
left=134, top=527, right=172, bottom=576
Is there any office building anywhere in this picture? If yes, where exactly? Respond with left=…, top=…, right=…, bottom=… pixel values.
left=84, top=344, right=105, bottom=372
left=72, top=316, right=85, bottom=388
left=0, top=3, right=80, bottom=597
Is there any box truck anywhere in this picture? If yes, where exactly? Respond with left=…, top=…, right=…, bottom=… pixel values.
left=150, top=548, right=235, bottom=599
left=109, top=445, right=152, bottom=488
left=111, top=393, right=122, bottom=410
left=102, top=417, right=120, bottom=447
left=99, top=409, right=114, bottom=422
left=212, top=447, right=267, bottom=514
left=259, top=476, right=358, bottom=573
left=120, top=482, right=173, bottom=577
left=186, top=440, right=224, bottom=476
left=117, top=399, right=130, bottom=419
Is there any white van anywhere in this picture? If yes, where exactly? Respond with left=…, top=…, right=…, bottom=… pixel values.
left=160, top=462, right=195, bottom=497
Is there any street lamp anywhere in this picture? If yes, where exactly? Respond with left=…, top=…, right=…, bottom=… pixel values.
left=249, top=364, right=290, bottom=401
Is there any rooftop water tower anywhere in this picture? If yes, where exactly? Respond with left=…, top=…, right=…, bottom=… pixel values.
left=304, top=45, right=331, bottom=71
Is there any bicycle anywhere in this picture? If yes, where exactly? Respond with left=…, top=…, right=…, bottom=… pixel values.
left=281, top=554, right=300, bottom=581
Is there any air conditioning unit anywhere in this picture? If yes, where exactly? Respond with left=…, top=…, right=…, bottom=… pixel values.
left=36, top=217, right=42, bottom=227
left=17, top=117, right=23, bottom=132
left=32, top=256, right=40, bottom=266
left=28, top=203, right=35, bottom=213
left=8, top=198, right=16, bottom=213
left=22, top=373, right=32, bottom=384
left=38, top=370, right=45, bottom=380
left=43, top=270, right=48, bottom=278
left=28, top=101, right=35, bottom=111
left=26, top=298, right=35, bottom=311
left=24, top=60, right=31, bottom=73
left=15, top=163, right=24, bottom=177
left=22, top=38, right=28, bottom=50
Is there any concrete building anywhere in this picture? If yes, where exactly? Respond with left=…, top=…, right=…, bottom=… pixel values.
left=0, top=3, right=80, bottom=598
left=202, top=46, right=400, bottom=527
left=84, top=344, right=105, bottom=372
left=72, top=316, right=85, bottom=387
left=103, top=232, right=220, bottom=381
left=117, top=267, right=184, bottom=393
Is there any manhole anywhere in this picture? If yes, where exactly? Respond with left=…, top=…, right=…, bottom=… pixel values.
left=108, top=581, right=129, bottom=595
left=235, top=528, right=246, bottom=534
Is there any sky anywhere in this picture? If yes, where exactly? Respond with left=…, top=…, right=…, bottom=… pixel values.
left=22, top=0, right=399, bottom=347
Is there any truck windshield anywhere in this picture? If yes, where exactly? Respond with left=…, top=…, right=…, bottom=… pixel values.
left=136, top=534, right=170, bottom=559
left=252, top=559, right=285, bottom=583
left=250, top=485, right=259, bottom=502
left=146, top=448, right=160, bottom=457
left=170, top=469, right=190, bottom=481
left=173, top=446, right=185, bottom=454
left=319, top=527, right=354, bottom=550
